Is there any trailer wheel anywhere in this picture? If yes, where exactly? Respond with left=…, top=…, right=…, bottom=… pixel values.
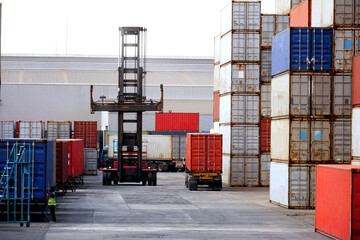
left=113, top=180, right=118, bottom=185
left=142, top=180, right=147, bottom=185
left=157, top=162, right=168, bottom=172
left=153, top=179, right=157, bottom=186
left=188, top=180, right=197, bottom=191
left=213, top=181, right=222, bottom=191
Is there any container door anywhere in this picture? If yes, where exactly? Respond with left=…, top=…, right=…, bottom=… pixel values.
left=352, top=173, right=360, bottom=238
left=311, top=28, right=332, bottom=71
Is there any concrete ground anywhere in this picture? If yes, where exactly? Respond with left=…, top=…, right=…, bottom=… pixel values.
left=0, top=172, right=328, bottom=240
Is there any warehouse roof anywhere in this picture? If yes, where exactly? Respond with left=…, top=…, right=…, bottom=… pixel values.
left=2, top=55, right=214, bottom=86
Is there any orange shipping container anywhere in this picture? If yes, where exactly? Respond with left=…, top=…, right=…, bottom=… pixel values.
left=74, top=121, right=97, bottom=148
left=213, top=93, right=220, bottom=122
left=290, top=0, right=311, bottom=27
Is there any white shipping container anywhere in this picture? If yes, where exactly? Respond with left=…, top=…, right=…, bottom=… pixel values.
left=271, top=73, right=331, bottom=118
left=334, top=29, right=360, bottom=72
left=0, top=121, right=14, bottom=138
left=47, top=121, right=59, bottom=140
left=352, top=107, right=360, bottom=157
left=172, top=136, right=186, bottom=160
left=261, top=15, right=289, bottom=47
left=222, top=155, right=259, bottom=187
left=221, top=1, right=261, bottom=36
left=59, top=121, right=72, bottom=139
left=270, top=162, right=316, bottom=208
left=271, top=119, right=331, bottom=163
left=261, top=84, right=271, bottom=117
left=84, top=148, right=97, bottom=175
left=220, top=63, right=260, bottom=94
left=214, top=64, right=220, bottom=93
left=214, top=35, right=221, bottom=65
left=220, top=32, right=260, bottom=65
left=311, top=0, right=360, bottom=27
left=212, top=121, right=220, bottom=134
left=143, top=135, right=172, bottom=160
left=334, top=74, right=352, bottom=116
left=275, top=0, right=291, bottom=14
left=260, top=154, right=270, bottom=186
left=219, top=94, right=231, bottom=124
left=333, top=119, right=351, bottom=164
left=222, top=154, right=231, bottom=185
left=19, top=121, right=44, bottom=139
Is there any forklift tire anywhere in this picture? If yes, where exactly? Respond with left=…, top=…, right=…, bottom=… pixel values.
left=102, top=172, right=107, bottom=185
left=142, top=180, right=147, bottom=185
left=107, top=172, right=112, bottom=185
left=148, top=181, right=153, bottom=186
left=188, top=180, right=198, bottom=191
left=113, top=180, right=118, bottom=185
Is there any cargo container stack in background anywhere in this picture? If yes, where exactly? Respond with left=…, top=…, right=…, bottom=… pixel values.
left=0, top=121, right=15, bottom=138
left=217, top=1, right=263, bottom=187
left=16, top=120, right=45, bottom=139
left=260, top=14, right=289, bottom=187
left=47, top=121, right=72, bottom=140
left=270, top=0, right=357, bottom=209
left=74, top=121, right=97, bottom=175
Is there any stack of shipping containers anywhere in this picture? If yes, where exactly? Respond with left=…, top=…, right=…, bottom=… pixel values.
left=47, top=121, right=72, bottom=140
left=260, top=14, right=289, bottom=186
left=218, top=1, right=262, bottom=187
left=270, top=0, right=356, bottom=209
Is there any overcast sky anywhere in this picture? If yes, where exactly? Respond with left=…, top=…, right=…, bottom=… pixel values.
left=1, top=0, right=275, bottom=57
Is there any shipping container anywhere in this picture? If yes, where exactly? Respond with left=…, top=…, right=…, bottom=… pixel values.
left=220, top=124, right=259, bottom=156
left=186, top=133, right=222, bottom=173
left=260, top=118, right=271, bottom=152
left=143, top=135, right=172, bottom=160
left=104, top=130, right=117, bottom=147
left=270, top=161, right=316, bottom=208
left=56, top=139, right=84, bottom=178
left=84, top=148, right=97, bottom=175
left=311, top=0, right=360, bottom=28
left=172, top=136, right=186, bottom=161
left=260, top=83, right=271, bottom=117
left=0, top=139, right=56, bottom=200
left=220, top=94, right=259, bottom=124
left=47, top=121, right=71, bottom=140
left=150, top=131, right=195, bottom=136
left=334, top=29, right=360, bottom=72
left=354, top=55, right=360, bottom=106
left=261, top=15, right=289, bottom=47
left=352, top=107, right=360, bottom=157
left=155, top=113, right=199, bottom=132
left=59, top=121, right=72, bottom=139
left=275, top=0, right=291, bottom=15
left=333, top=119, right=351, bottom=164
left=272, top=28, right=332, bottom=76
left=214, top=64, right=220, bottom=93
left=0, top=121, right=14, bottom=138
left=291, top=0, right=306, bottom=9
left=271, top=119, right=331, bottom=163
left=213, top=92, right=220, bottom=122
left=220, top=63, right=260, bottom=94
left=221, top=1, right=261, bottom=35
left=289, top=0, right=311, bottom=27
left=334, top=74, right=352, bottom=116
left=19, top=121, right=45, bottom=139
left=214, top=35, right=221, bottom=65
left=222, top=155, right=259, bottom=187
left=260, top=154, right=270, bottom=186
left=212, top=121, right=220, bottom=134
left=55, top=141, right=69, bottom=184
left=220, top=32, right=260, bottom=65
left=261, top=49, right=272, bottom=82
left=315, top=165, right=360, bottom=239
left=74, top=121, right=97, bottom=148
left=271, top=73, right=331, bottom=118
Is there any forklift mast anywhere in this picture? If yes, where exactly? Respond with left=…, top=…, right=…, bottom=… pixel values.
left=91, top=27, right=163, bottom=183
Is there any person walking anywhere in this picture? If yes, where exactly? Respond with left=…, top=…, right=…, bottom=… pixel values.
left=47, top=188, right=56, bottom=223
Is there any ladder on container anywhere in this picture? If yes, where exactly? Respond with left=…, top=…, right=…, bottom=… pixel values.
left=0, top=143, right=32, bottom=227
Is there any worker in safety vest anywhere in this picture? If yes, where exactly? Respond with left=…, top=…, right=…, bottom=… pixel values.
left=47, top=187, right=56, bottom=222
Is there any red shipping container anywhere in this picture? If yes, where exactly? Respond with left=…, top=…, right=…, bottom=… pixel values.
left=213, top=93, right=220, bottom=122
left=155, top=113, right=199, bottom=132
left=260, top=118, right=271, bottom=152
left=290, top=0, right=311, bottom=27
left=353, top=55, right=360, bottom=106
left=55, top=141, right=69, bottom=183
left=74, top=121, right=97, bottom=148
left=186, top=133, right=222, bottom=173
left=57, top=139, right=84, bottom=178
left=315, top=165, right=360, bottom=240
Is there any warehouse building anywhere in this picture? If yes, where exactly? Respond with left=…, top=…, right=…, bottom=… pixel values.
left=0, top=55, right=214, bottom=132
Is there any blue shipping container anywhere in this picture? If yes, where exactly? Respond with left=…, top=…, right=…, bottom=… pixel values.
left=272, top=28, right=332, bottom=76
left=0, top=139, right=56, bottom=201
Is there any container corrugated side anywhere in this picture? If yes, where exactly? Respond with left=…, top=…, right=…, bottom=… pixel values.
left=59, top=121, right=71, bottom=139
left=143, top=135, right=172, bottom=160
left=47, top=121, right=58, bottom=140
left=260, top=154, right=270, bottom=186
left=0, top=121, right=14, bottom=138
left=334, top=74, right=352, bottom=116
left=214, top=64, right=220, bottom=93
left=56, top=141, right=69, bottom=183
left=260, top=84, right=271, bottom=117
left=231, top=95, right=259, bottom=124
left=172, top=136, right=186, bottom=160
left=311, top=0, right=360, bottom=27
left=214, top=35, right=221, bottom=65
left=289, top=0, right=311, bottom=27
left=84, top=148, right=97, bottom=175
left=353, top=55, right=360, bottom=107
left=186, top=133, right=222, bottom=173
left=334, top=29, right=360, bottom=72
left=0, top=139, right=56, bottom=200
left=352, top=108, right=360, bottom=157
left=221, top=1, right=261, bottom=36
left=261, top=15, right=289, bottom=47
left=260, top=118, right=271, bottom=152
left=220, top=32, right=260, bottom=65
left=272, top=28, right=332, bottom=76
left=155, top=113, right=199, bottom=132
left=213, top=92, right=220, bottom=122
left=270, top=162, right=316, bottom=209
left=333, top=119, right=351, bottom=164
left=19, top=121, right=44, bottom=139
left=220, top=63, right=260, bottom=94
left=229, top=156, right=259, bottom=187
left=261, top=49, right=272, bottom=82
left=74, top=121, right=97, bottom=148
